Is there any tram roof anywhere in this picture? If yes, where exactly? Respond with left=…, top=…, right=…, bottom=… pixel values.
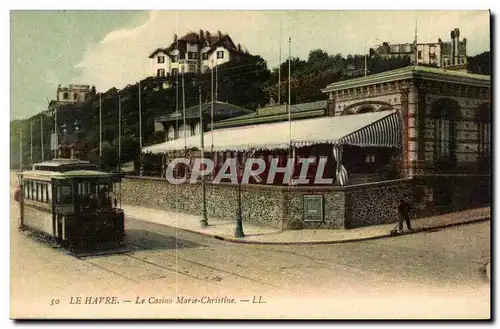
left=21, top=169, right=122, bottom=180
left=33, top=158, right=92, bottom=167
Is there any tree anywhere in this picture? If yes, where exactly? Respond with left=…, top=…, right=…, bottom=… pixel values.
left=468, top=51, right=490, bottom=75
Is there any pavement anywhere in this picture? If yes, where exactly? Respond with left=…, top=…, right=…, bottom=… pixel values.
left=123, top=204, right=490, bottom=245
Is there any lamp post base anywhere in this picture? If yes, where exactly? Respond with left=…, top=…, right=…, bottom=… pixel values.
left=200, top=212, right=208, bottom=228
left=234, top=215, right=244, bottom=238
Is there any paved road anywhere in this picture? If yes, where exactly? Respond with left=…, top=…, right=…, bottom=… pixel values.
left=10, top=197, right=490, bottom=319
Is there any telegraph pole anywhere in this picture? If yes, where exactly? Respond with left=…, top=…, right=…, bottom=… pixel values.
left=199, top=85, right=208, bottom=227
left=99, top=93, right=102, bottom=157
left=30, top=120, right=33, bottom=165
left=278, top=20, right=282, bottom=104
left=138, top=81, right=142, bottom=149
left=19, top=125, right=22, bottom=170
left=118, top=94, right=122, bottom=172
left=40, top=115, right=44, bottom=161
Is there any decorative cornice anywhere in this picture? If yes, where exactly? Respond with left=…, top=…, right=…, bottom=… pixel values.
left=322, top=66, right=490, bottom=94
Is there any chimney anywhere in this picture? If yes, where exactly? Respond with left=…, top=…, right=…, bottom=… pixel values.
left=174, top=33, right=178, bottom=42
left=199, top=29, right=204, bottom=39
left=217, top=30, right=222, bottom=39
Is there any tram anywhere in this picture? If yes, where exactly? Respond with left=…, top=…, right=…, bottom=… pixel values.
left=15, top=158, right=125, bottom=249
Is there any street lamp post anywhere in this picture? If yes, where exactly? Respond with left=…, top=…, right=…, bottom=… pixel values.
left=199, top=85, right=208, bottom=227
left=234, top=154, right=244, bottom=238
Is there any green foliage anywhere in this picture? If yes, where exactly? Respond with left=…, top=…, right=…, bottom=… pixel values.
left=10, top=47, right=420, bottom=169
left=467, top=51, right=490, bottom=75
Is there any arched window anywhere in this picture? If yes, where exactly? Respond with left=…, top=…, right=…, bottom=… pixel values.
left=476, top=103, right=491, bottom=157
left=431, top=98, right=459, bottom=164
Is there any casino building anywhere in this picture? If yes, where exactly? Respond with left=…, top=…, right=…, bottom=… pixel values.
left=125, top=66, right=490, bottom=230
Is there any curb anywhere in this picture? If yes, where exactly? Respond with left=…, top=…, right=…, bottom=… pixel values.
left=128, top=214, right=490, bottom=246
left=215, top=217, right=490, bottom=245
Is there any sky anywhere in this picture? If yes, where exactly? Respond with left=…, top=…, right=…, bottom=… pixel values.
left=10, top=10, right=491, bottom=120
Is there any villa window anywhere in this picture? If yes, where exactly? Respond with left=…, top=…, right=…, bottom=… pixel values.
left=171, top=68, right=178, bottom=76
left=188, top=64, right=197, bottom=73
left=157, top=68, right=165, bottom=77
left=217, top=51, right=224, bottom=59
left=171, top=55, right=178, bottom=63
left=435, top=118, right=451, bottom=159
left=202, top=52, right=209, bottom=60
left=157, top=56, right=165, bottom=64
left=188, top=51, right=198, bottom=60
left=63, top=92, right=69, bottom=100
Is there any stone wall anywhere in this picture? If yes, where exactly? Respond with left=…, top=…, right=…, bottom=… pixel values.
left=121, top=176, right=285, bottom=228
left=344, top=179, right=413, bottom=229
left=121, top=176, right=415, bottom=230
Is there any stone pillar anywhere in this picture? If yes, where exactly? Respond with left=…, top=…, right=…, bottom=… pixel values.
left=327, top=92, right=336, bottom=116
left=400, top=87, right=412, bottom=178
left=416, top=87, right=427, bottom=171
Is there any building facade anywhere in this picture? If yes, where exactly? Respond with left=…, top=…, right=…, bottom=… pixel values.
left=148, top=30, right=248, bottom=77
left=322, top=65, right=490, bottom=214
left=372, top=28, right=467, bottom=68
left=153, top=101, right=253, bottom=142
left=134, top=65, right=489, bottom=230
left=56, top=84, right=94, bottom=104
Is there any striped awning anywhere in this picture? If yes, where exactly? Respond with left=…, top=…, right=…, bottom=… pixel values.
left=337, top=109, right=402, bottom=148
left=142, top=110, right=402, bottom=153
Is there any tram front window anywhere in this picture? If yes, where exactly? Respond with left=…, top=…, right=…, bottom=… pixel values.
left=74, top=180, right=114, bottom=212
left=56, top=185, right=73, bottom=204
left=97, top=184, right=113, bottom=208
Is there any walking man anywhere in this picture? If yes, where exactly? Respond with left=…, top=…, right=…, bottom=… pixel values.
left=397, top=199, right=413, bottom=232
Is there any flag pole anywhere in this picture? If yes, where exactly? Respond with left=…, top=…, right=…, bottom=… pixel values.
left=414, top=20, right=418, bottom=66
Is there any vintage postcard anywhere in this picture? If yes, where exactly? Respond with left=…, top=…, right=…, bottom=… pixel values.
left=9, top=9, right=491, bottom=319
